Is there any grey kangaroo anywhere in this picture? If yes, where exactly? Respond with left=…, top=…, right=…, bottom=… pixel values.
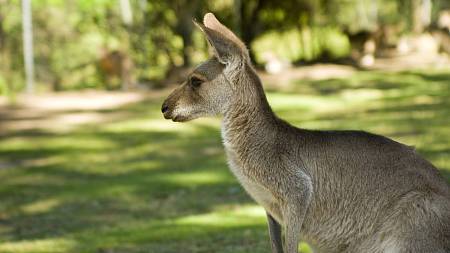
left=161, top=13, right=450, bottom=253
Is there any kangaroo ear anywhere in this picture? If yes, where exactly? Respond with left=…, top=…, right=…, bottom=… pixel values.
left=193, top=13, right=248, bottom=65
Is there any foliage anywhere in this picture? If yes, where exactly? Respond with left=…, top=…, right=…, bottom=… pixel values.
left=0, top=0, right=449, bottom=93
left=252, top=26, right=350, bottom=63
left=0, top=69, right=449, bottom=252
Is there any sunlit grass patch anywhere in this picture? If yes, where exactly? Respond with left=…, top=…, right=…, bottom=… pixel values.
left=0, top=238, right=77, bottom=253
left=176, top=206, right=266, bottom=227
left=162, top=170, right=232, bottom=185
left=20, top=198, right=61, bottom=215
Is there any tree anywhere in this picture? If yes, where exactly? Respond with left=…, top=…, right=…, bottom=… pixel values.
left=411, top=0, right=432, bottom=33
left=21, top=0, right=34, bottom=93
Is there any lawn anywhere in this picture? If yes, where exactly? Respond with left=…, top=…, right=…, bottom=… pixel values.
left=0, top=68, right=449, bottom=253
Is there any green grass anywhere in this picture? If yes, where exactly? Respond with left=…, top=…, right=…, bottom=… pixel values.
left=0, top=69, right=449, bottom=252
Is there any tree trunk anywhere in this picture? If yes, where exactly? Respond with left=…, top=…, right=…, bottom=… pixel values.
left=178, top=19, right=193, bottom=67
left=21, top=0, right=34, bottom=93
left=240, top=0, right=265, bottom=64
left=411, top=0, right=432, bottom=33
left=174, top=0, right=200, bottom=67
left=119, top=0, right=133, bottom=25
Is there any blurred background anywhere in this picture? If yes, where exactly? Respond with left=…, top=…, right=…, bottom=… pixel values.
left=1, top=0, right=450, bottom=92
left=0, top=0, right=449, bottom=252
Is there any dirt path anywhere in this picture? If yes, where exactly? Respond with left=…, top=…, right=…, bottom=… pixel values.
left=0, top=90, right=166, bottom=134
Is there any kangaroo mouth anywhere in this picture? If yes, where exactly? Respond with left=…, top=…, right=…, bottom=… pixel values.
left=162, top=111, right=188, bottom=122
left=171, top=115, right=188, bottom=122
left=163, top=111, right=172, bottom=120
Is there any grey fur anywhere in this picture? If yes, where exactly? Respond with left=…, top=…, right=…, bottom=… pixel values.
left=162, top=13, right=450, bottom=253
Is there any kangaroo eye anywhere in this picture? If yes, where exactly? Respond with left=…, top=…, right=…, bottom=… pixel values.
left=190, top=77, right=203, bottom=88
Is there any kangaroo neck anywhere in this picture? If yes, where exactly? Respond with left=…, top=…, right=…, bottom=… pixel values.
left=221, top=71, right=278, bottom=152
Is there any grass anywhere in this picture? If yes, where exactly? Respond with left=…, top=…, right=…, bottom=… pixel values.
left=0, top=68, right=449, bottom=253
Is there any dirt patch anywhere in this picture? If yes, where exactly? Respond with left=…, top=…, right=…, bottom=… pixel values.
left=370, top=53, right=450, bottom=71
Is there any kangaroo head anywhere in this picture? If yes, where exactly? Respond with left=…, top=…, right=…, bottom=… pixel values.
left=162, top=13, right=251, bottom=122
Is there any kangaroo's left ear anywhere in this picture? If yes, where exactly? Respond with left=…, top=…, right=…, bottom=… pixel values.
left=194, top=13, right=249, bottom=65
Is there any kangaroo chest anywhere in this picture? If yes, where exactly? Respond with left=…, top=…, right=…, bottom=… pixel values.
left=224, top=145, right=281, bottom=221
left=221, top=121, right=283, bottom=221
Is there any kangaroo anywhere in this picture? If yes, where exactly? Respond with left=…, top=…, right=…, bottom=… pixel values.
left=161, top=13, right=450, bottom=253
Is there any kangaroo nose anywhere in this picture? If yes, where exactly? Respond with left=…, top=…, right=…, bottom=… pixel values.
left=161, top=104, right=169, bottom=113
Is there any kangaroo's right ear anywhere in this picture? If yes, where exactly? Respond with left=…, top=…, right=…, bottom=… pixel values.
left=193, top=13, right=249, bottom=65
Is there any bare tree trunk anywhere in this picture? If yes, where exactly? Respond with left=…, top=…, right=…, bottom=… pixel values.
left=412, top=0, right=432, bottom=33
left=119, top=0, right=133, bottom=90
left=233, top=0, right=242, bottom=37
left=174, top=0, right=199, bottom=67
left=178, top=16, right=193, bottom=67
left=240, top=0, right=266, bottom=64
left=119, top=0, right=133, bottom=25
left=21, top=0, right=34, bottom=93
